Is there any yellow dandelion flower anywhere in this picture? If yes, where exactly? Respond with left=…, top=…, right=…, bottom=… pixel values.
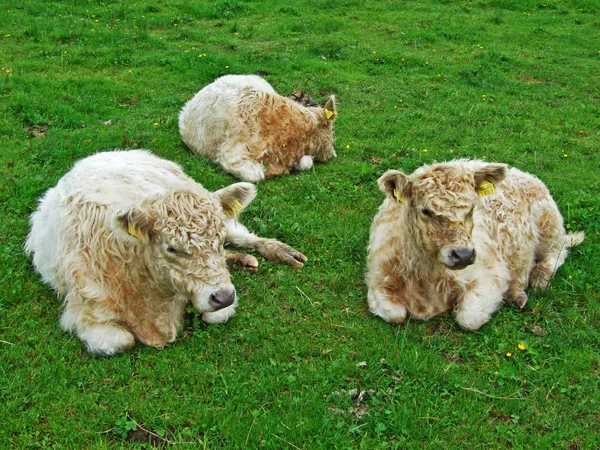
left=346, top=144, right=350, bottom=149
left=225, top=65, right=229, bottom=68
left=518, top=343, right=526, bottom=351
left=563, top=153, right=568, bottom=158
left=394, top=105, right=397, bottom=109
left=506, top=352, right=512, bottom=357
left=153, top=122, right=159, bottom=126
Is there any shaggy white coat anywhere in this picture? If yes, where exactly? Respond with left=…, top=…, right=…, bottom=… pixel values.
left=26, top=150, right=306, bottom=355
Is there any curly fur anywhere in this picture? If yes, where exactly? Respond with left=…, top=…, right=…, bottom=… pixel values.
left=179, top=74, right=337, bottom=182
left=26, top=150, right=307, bottom=355
left=366, top=159, right=584, bottom=330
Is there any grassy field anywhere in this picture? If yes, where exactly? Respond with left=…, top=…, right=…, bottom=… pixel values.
left=1, top=0, right=599, bottom=448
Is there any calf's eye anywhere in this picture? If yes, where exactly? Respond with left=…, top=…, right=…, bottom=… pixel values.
left=421, top=208, right=434, bottom=218
left=166, top=246, right=178, bottom=255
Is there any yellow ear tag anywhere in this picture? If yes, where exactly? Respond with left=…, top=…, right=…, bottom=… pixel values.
left=127, top=221, right=138, bottom=238
left=324, top=108, right=335, bottom=120
left=393, top=188, right=405, bottom=204
left=224, top=199, right=243, bottom=218
left=478, top=180, right=496, bottom=197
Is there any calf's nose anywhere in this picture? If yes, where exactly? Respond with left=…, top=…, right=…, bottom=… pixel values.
left=209, top=287, right=236, bottom=310
left=449, top=247, right=476, bottom=268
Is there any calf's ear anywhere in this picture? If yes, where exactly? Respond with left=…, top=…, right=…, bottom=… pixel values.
left=214, top=182, right=257, bottom=218
left=377, top=170, right=412, bottom=205
left=114, top=208, right=154, bottom=241
left=473, top=163, right=507, bottom=195
left=323, top=96, right=337, bottom=121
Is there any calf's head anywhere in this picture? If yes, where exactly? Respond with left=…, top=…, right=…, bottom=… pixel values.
left=114, top=183, right=256, bottom=312
left=308, top=95, right=337, bottom=162
left=378, top=162, right=507, bottom=270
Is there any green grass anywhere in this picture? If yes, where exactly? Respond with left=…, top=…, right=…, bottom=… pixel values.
left=1, top=0, right=599, bottom=448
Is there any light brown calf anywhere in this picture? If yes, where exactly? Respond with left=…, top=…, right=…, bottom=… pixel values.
left=367, top=159, right=584, bottom=330
left=179, top=74, right=337, bottom=182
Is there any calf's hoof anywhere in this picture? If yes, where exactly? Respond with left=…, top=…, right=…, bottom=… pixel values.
left=261, top=241, right=307, bottom=268
left=513, top=292, right=528, bottom=309
left=227, top=252, right=259, bottom=272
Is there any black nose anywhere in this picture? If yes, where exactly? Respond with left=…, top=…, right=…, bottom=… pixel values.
left=209, top=287, right=236, bottom=310
left=449, top=247, right=476, bottom=268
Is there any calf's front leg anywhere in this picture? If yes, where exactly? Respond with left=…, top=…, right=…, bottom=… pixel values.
left=226, top=249, right=259, bottom=272
left=367, top=286, right=408, bottom=324
left=60, top=294, right=136, bottom=355
left=225, top=221, right=307, bottom=268
left=293, top=155, right=313, bottom=172
left=454, top=278, right=505, bottom=330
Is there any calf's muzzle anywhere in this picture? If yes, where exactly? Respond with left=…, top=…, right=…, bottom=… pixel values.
left=209, top=286, right=236, bottom=310
left=448, top=247, right=476, bottom=269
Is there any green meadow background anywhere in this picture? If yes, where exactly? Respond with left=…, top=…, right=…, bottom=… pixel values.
left=1, top=0, right=599, bottom=448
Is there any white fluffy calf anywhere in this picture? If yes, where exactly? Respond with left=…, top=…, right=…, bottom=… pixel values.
left=179, top=74, right=337, bottom=182
left=367, top=160, right=584, bottom=330
left=26, top=150, right=307, bottom=355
